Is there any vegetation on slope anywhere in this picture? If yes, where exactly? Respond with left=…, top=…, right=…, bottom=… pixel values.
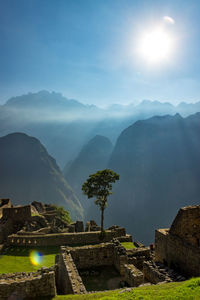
left=50, top=204, right=72, bottom=224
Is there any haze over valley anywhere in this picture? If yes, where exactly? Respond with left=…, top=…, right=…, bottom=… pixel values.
left=1, top=91, right=200, bottom=243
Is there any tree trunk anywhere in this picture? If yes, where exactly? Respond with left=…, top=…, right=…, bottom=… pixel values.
left=101, top=208, right=104, bottom=232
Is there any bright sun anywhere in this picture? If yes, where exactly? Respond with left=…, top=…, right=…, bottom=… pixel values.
left=137, top=27, right=174, bottom=64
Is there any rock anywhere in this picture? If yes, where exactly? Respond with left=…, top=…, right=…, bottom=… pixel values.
left=85, top=221, right=90, bottom=232
left=75, top=221, right=84, bottom=232
left=68, top=224, right=75, bottom=233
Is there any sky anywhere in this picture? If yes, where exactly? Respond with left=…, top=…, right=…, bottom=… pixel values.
left=0, top=0, right=200, bottom=106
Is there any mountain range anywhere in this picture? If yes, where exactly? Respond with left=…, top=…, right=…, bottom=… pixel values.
left=1, top=91, right=200, bottom=168
left=1, top=91, right=200, bottom=244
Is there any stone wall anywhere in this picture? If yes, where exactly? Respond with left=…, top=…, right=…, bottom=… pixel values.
left=0, top=267, right=56, bottom=299
left=0, top=219, right=13, bottom=244
left=126, top=247, right=151, bottom=270
left=143, top=261, right=186, bottom=284
left=124, top=264, right=143, bottom=287
left=3, top=205, right=31, bottom=224
left=154, top=229, right=169, bottom=264
left=0, top=205, right=32, bottom=244
left=69, top=243, right=114, bottom=269
left=58, top=240, right=146, bottom=295
left=170, top=205, right=200, bottom=247
left=57, top=248, right=86, bottom=295
left=143, top=261, right=167, bottom=284
left=126, top=247, right=150, bottom=259
left=117, top=234, right=132, bottom=243
left=7, top=228, right=126, bottom=247
left=113, top=246, right=128, bottom=276
left=155, top=229, right=200, bottom=277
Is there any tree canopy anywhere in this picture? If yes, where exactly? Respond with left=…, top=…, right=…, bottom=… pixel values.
left=82, top=169, right=120, bottom=232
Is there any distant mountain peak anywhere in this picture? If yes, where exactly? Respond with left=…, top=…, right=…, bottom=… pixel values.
left=174, top=113, right=182, bottom=118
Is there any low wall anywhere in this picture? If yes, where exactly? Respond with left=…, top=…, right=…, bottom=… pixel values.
left=7, top=228, right=126, bottom=247
left=143, top=261, right=167, bottom=284
left=58, top=240, right=146, bottom=294
left=69, top=243, right=114, bottom=269
left=0, top=267, right=56, bottom=299
left=126, top=247, right=150, bottom=258
left=58, top=248, right=86, bottom=295
left=155, top=229, right=200, bottom=277
left=127, top=256, right=144, bottom=270
left=124, top=264, right=143, bottom=287
left=126, top=247, right=151, bottom=270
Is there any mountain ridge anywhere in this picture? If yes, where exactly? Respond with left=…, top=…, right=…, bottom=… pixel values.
left=0, top=132, right=83, bottom=220
left=87, top=112, right=200, bottom=243
left=1, top=90, right=200, bottom=169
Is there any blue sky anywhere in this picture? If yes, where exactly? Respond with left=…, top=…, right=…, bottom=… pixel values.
left=0, top=0, right=200, bottom=106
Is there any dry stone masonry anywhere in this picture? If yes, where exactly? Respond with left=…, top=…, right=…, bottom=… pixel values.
left=0, top=200, right=200, bottom=298
left=155, top=205, right=200, bottom=277
left=57, top=247, right=86, bottom=294
left=57, top=240, right=146, bottom=295
left=7, top=227, right=127, bottom=247
left=0, top=267, right=56, bottom=299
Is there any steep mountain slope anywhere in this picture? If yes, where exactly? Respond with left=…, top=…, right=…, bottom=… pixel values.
left=88, top=113, right=200, bottom=244
left=0, top=91, right=105, bottom=167
left=1, top=91, right=200, bottom=168
left=0, top=132, right=83, bottom=220
left=64, top=135, right=113, bottom=211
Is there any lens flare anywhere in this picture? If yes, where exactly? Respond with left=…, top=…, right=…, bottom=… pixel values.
left=29, top=250, right=43, bottom=266
left=163, top=16, right=175, bottom=25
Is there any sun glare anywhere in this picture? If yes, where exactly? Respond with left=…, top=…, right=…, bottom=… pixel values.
left=137, top=27, right=174, bottom=64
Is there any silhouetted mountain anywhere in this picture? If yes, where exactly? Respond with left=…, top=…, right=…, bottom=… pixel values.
left=64, top=135, right=113, bottom=211
left=0, top=132, right=83, bottom=220
left=0, top=91, right=200, bottom=168
left=87, top=113, right=200, bottom=244
left=0, top=91, right=105, bottom=167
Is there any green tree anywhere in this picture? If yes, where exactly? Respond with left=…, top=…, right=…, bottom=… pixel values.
left=82, top=169, right=120, bottom=232
left=50, top=204, right=72, bottom=224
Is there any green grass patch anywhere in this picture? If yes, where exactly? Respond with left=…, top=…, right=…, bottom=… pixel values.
left=37, top=277, right=200, bottom=300
left=0, top=246, right=60, bottom=273
left=121, top=242, right=136, bottom=249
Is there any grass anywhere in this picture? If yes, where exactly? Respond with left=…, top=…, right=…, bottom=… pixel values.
left=0, top=246, right=60, bottom=273
left=35, top=277, right=200, bottom=300
left=121, top=242, right=137, bottom=249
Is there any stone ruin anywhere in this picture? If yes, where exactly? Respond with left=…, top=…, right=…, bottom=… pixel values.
left=0, top=199, right=132, bottom=248
left=0, top=266, right=56, bottom=299
left=0, top=202, right=199, bottom=298
left=57, top=240, right=145, bottom=295
left=0, top=200, right=108, bottom=245
left=155, top=205, right=200, bottom=277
